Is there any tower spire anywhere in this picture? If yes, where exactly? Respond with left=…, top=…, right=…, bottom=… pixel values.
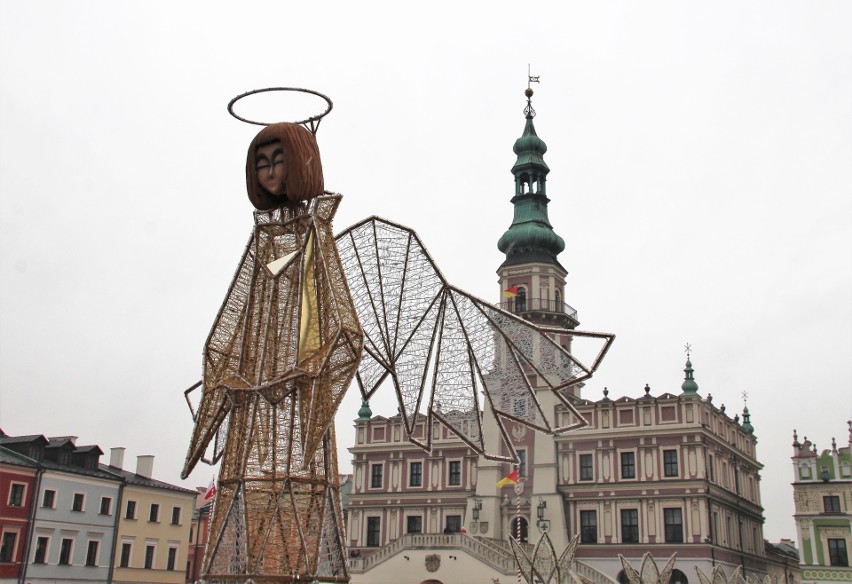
left=681, top=344, right=699, bottom=396
left=497, top=80, right=565, bottom=270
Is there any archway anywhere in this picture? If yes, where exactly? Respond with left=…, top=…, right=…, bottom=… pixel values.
left=510, top=517, right=529, bottom=543
left=419, top=580, right=444, bottom=584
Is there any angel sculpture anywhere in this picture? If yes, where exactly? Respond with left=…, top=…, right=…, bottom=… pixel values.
left=182, top=89, right=613, bottom=584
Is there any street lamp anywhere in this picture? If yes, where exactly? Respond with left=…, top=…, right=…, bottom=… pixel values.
left=536, top=498, right=549, bottom=533
left=472, top=499, right=482, bottom=521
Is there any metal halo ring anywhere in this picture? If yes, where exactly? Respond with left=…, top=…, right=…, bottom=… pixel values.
left=227, top=87, right=333, bottom=133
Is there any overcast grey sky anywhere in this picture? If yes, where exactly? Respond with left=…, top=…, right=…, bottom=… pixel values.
left=1, top=1, right=849, bottom=543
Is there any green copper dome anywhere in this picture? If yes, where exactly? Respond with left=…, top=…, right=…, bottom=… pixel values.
left=512, top=116, right=549, bottom=168
left=498, top=90, right=565, bottom=268
left=742, top=405, right=754, bottom=434
left=681, top=358, right=699, bottom=396
left=357, top=399, right=372, bottom=422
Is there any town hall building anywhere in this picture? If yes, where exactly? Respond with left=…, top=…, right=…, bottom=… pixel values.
left=343, top=87, right=770, bottom=584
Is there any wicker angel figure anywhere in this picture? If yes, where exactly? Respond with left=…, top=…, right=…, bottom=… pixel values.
left=182, top=122, right=362, bottom=582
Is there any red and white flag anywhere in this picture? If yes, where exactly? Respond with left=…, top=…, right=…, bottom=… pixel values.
left=204, top=477, right=217, bottom=501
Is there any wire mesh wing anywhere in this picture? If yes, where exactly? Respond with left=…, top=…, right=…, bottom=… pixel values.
left=336, top=217, right=614, bottom=462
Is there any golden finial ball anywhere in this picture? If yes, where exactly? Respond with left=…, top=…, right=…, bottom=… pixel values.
left=525, top=87, right=534, bottom=98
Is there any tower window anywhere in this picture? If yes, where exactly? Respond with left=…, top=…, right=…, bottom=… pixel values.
left=620, top=452, right=636, bottom=479
left=516, top=287, right=527, bottom=312
left=663, top=450, right=679, bottom=477
left=370, top=464, right=383, bottom=489
left=448, top=460, right=462, bottom=486
left=409, top=462, right=422, bottom=487
left=579, top=454, right=594, bottom=481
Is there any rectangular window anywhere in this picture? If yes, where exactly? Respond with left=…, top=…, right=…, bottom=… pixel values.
left=144, top=544, right=155, bottom=569
left=824, top=495, right=842, bottom=513
left=663, top=450, right=679, bottom=477
left=518, top=451, right=527, bottom=478
left=580, top=510, right=597, bottom=544
left=409, top=462, right=422, bottom=487
left=125, top=500, right=137, bottom=519
left=621, top=509, right=639, bottom=543
left=709, top=455, right=715, bottom=482
left=59, top=538, right=73, bottom=565
left=828, top=539, right=849, bottom=567
left=8, top=483, right=24, bottom=507
left=407, top=515, right=422, bottom=534
left=120, top=542, right=132, bottom=568
left=445, top=515, right=462, bottom=533
left=100, top=496, right=112, bottom=515
left=367, top=517, right=381, bottom=547
left=42, top=489, right=56, bottom=508
left=664, top=508, right=684, bottom=543
left=621, top=452, right=636, bottom=479
left=171, top=506, right=181, bottom=525
left=579, top=454, right=593, bottom=481
left=167, top=547, right=177, bottom=570
left=72, top=493, right=85, bottom=512
left=34, top=536, right=49, bottom=564
left=149, top=503, right=160, bottom=522
left=0, top=532, right=17, bottom=563
left=85, top=540, right=99, bottom=567
left=448, top=461, right=462, bottom=486
left=370, top=464, right=383, bottom=489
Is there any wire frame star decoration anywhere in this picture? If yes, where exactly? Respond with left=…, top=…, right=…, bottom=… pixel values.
left=694, top=565, right=772, bottom=584
left=618, top=553, right=678, bottom=584
left=509, top=533, right=581, bottom=584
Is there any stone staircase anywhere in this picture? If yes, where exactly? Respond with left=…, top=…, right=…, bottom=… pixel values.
left=348, top=533, right=516, bottom=574
left=348, top=534, right=617, bottom=583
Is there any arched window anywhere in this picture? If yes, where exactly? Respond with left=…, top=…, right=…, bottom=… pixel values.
left=554, top=289, right=562, bottom=312
left=671, top=569, right=688, bottom=584
left=516, top=287, right=527, bottom=312
left=510, top=517, right=529, bottom=543
left=616, top=570, right=630, bottom=584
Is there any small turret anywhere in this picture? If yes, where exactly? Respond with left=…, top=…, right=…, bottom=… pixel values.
left=742, top=405, right=754, bottom=434
left=357, top=399, right=372, bottom=422
left=681, top=358, right=699, bottom=396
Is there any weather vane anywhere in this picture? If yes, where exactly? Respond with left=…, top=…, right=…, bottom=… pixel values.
left=742, top=390, right=749, bottom=406
left=684, top=342, right=692, bottom=359
left=525, top=65, right=540, bottom=118
left=528, top=64, right=540, bottom=89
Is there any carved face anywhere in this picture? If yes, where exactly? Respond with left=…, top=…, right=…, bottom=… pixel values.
left=255, top=141, right=286, bottom=196
left=245, top=123, right=324, bottom=210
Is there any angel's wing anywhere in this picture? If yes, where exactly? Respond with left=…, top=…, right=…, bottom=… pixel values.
left=336, top=217, right=614, bottom=462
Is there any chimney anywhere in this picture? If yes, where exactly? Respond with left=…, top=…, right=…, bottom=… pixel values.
left=110, top=447, right=125, bottom=469
left=136, top=455, right=154, bottom=478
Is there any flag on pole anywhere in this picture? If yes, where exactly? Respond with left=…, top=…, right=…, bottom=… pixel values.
left=503, top=286, right=519, bottom=298
left=496, top=468, right=519, bottom=488
left=204, top=477, right=217, bottom=501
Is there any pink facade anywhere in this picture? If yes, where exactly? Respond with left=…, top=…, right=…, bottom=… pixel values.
left=0, top=461, right=37, bottom=580
left=347, top=415, right=477, bottom=552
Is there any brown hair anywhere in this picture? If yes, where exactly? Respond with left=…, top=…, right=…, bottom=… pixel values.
left=245, top=123, right=324, bottom=210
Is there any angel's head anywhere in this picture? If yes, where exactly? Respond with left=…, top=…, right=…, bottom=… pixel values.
left=245, top=122, right=324, bottom=210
